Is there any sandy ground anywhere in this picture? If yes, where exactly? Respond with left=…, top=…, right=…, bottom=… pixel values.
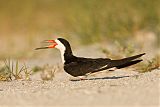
left=0, top=69, right=159, bottom=107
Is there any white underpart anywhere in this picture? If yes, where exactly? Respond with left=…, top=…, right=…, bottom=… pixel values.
left=55, top=39, right=66, bottom=63
left=94, top=64, right=108, bottom=71
left=99, top=64, right=108, bottom=69
left=98, top=65, right=117, bottom=71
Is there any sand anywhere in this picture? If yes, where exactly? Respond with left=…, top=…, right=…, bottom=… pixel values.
left=0, top=69, right=159, bottom=107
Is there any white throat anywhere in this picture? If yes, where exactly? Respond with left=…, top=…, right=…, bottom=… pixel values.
left=55, top=39, right=66, bottom=63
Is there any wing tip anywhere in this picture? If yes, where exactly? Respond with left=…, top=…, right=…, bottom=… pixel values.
left=141, top=53, right=146, bottom=56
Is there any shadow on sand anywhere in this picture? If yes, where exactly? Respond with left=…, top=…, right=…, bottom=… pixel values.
left=70, top=75, right=130, bottom=82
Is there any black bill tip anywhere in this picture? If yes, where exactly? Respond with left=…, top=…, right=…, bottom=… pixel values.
left=35, top=47, right=49, bottom=50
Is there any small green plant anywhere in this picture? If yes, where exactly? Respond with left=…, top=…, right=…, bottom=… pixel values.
left=137, top=55, right=160, bottom=73
left=101, top=48, right=121, bottom=59
left=101, top=41, right=137, bottom=59
left=4, top=60, right=23, bottom=80
left=32, top=66, right=44, bottom=73
left=23, top=63, right=32, bottom=80
left=114, top=41, right=136, bottom=57
left=0, top=66, right=12, bottom=81
left=40, top=64, right=56, bottom=81
left=0, top=59, right=32, bottom=81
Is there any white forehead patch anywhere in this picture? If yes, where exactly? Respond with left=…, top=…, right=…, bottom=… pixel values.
left=55, top=39, right=66, bottom=63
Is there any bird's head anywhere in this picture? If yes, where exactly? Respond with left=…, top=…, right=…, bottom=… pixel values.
left=35, top=38, right=73, bottom=63
left=35, top=38, right=72, bottom=55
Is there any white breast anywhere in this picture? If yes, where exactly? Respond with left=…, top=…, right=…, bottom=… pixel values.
left=55, top=39, right=66, bottom=63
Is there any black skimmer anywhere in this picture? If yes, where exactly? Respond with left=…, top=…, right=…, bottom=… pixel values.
left=35, top=38, right=145, bottom=79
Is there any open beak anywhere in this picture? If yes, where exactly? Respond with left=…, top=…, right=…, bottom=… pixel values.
left=35, top=40, right=58, bottom=50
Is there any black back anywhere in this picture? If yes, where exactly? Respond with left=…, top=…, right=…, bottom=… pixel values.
left=64, top=57, right=111, bottom=77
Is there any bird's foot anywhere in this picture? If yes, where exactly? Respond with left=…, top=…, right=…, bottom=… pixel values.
left=70, top=76, right=87, bottom=81
left=78, top=76, right=87, bottom=81
left=108, top=67, right=117, bottom=71
left=79, top=78, right=86, bottom=81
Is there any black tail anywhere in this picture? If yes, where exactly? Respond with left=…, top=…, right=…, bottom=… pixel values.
left=116, top=59, right=142, bottom=69
left=108, top=53, right=145, bottom=69
left=91, top=53, right=145, bottom=73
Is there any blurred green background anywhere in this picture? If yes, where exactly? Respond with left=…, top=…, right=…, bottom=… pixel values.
left=0, top=0, right=159, bottom=58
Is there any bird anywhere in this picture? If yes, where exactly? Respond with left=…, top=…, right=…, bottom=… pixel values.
left=35, top=38, right=145, bottom=79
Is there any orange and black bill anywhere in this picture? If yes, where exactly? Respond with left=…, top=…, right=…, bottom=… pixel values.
left=35, top=40, right=58, bottom=50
